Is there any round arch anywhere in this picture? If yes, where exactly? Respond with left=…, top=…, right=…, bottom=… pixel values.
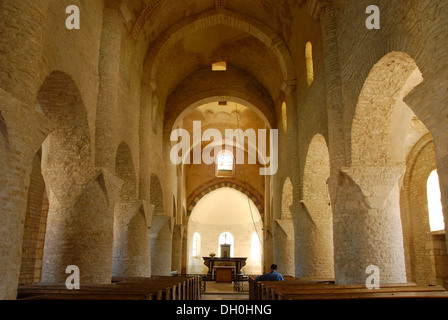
left=186, top=180, right=264, bottom=218
left=351, top=51, right=424, bottom=166
left=164, top=66, right=276, bottom=135
left=281, top=176, right=293, bottom=220
left=178, top=136, right=268, bottom=169
left=168, top=94, right=274, bottom=133
left=142, top=7, right=296, bottom=86
left=400, top=133, right=438, bottom=285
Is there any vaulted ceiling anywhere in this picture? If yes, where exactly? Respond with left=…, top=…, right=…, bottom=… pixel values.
left=110, top=0, right=323, bottom=128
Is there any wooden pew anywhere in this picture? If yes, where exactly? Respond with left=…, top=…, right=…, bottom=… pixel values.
left=113, top=276, right=201, bottom=300
left=112, top=276, right=182, bottom=300
left=260, top=281, right=418, bottom=300
left=17, top=283, right=164, bottom=300
left=17, top=275, right=201, bottom=301
left=249, top=277, right=333, bottom=300
left=278, top=290, right=448, bottom=300
left=249, top=277, right=448, bottom=300
left=271, top=284, right=446, bottom=300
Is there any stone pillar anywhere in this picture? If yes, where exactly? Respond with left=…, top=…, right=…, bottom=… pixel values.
left=0, top=89, right=53, bottom=299
left=171, top=225, right=184, bottom=274
left=150, top=215, right=173, bottom=276
left=272, top=83, right=297, bottom=277
left=181, top=226, right=188, bottom=275
left=272, top=219, right=294, bottom=277
left=319, top=5, right=347, bottom=175
left=95, top=8, right=122, bottom=168
left=295, top=201, right=334, bottom=279
left=112, top=200, right=151, bottom=277
left=333, top=165, right=407, bottom=284
left=41, top=168, right=122, bottom=284
left=296, top=134, right=334, bottom=279
left=0, top=0, right=49, bottom=106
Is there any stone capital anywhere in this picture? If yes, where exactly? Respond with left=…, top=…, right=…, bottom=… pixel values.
left=0, top=88, right=54, bottom=162
left=151, top=215, right=173, bottom=236
left=114, top=199, right=145, bottom=225
left=42, top=166, right=124, bottom=209
left=281, top=80, right=297, bottom=95
left=340, top=164, right=406, bottom=210
left=142, top=201, right=154, bottom=228
left=273, top=218, right=294, bottom=240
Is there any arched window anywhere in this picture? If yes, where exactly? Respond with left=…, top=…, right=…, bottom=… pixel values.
left=281, top=102, right=287, bottom=133
left=427, top=170, right=445, bottom=231
left=192, top=232, right=201, bottom=258
left=251, top=232, right=261, bottom=261
left=212, top=61, right=227, bottom=71
left=305, top=42, right=314, bottom=87
left=218, top=232, right=234, bottom=257
left=217, top=150, right=233, bottom=171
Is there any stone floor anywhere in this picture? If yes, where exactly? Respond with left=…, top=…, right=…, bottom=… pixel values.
left=200, top=281, right=249, bottom=300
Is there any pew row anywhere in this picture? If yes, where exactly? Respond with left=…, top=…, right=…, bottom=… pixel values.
left=249, top=277, right=448, bottom=300
left=17, top=275, right=201, bottom=300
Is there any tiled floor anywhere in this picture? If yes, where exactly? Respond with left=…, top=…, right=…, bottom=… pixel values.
left=200, top=281, right=249, bottom=300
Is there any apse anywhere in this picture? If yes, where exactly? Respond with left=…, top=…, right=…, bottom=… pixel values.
left=187, top=187, right=263, bottom=275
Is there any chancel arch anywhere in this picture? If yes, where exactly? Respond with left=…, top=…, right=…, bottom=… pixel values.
left=186, top=179, right=264, bottom=218
left=187, top=187, right=263, bottom=275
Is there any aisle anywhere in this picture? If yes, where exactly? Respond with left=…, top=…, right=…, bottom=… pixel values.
left=201, top=281, right=249, bottom=300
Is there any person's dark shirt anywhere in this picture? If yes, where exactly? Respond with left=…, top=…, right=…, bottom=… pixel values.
left=255, top=270, right=284, bottom=281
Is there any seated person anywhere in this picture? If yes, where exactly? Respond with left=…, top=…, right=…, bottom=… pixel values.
left=255, top=264, right=284, bottom=281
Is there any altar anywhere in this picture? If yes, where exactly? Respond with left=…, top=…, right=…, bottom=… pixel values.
left=213, top=266, right=235, bottom=283
left=203, top=257, right=247, bottom=277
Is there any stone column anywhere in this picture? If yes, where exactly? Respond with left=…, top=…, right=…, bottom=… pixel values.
left=272, top=84, right=297, bottom=277
left=95, top=8, right=122, bottom=168
left=333, top=165, right=407, bottom=284
left=41, top=168, right=122, bottom=284
left=0, top=89, right=53, bottom=299
left=295, top=201, right=334, bottom=279
left=112, top=200, right=151, bottom=277
left=150, top=215, right=173, bottom=276
left=272, top=219, right=294, bottom=276
left=0, top=0, right=49, bottom=106
left=319, top=5, right=347, bottom=175
left=171, top=225, right=184, bottom=274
